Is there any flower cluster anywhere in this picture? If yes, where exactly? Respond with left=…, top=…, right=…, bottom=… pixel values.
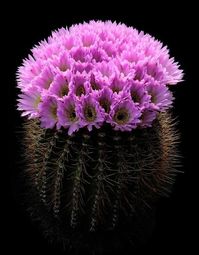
left=17, top=21, right=183, bottom=135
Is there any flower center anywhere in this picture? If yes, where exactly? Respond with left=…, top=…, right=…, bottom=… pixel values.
left=59, top=64, right=68, bottom=72
left=151, top=94, right=156, bottom=103
left=131, top=91, right=140, bottom=103
left=112, top=86, right=121, bottom=93
left=83, top=104, right=97, bottom=122
left=50, top=104, right=57, bottom=120
left=45, top=78, right=53, bottom=89
left=99, top=97, right=111, bottom=113
left=148, top=91, right=157, bottom=103
left=33, top=95, right=41, bottom=109
left=91, top=82, right=100, bottom=90
left=76, top=85, right=85, bottom=96
left=134, top=72, right=142, bottom=81
left=66, top=105, right=77, bottom=122
left=59, top=84, right=69, bottom=97
left=113, top=107, right=130, bottom=125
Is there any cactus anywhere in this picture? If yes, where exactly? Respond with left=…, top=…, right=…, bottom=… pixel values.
left=16, top=21, right=183, bottom=253
left=21, top=112, right=180, bottom=253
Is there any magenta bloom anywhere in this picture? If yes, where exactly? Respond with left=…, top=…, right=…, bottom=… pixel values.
left=146, top=83, right=174, bottom=111
left=77, top=95, right=105, bottom=131
left=57, top=95, right=80, bottom=135
left=127, top=81, right=150, bottom=109
left=90, top=73, right=104, bottom=91
left=95, top=87, right=115, bottom=117
left=92, top=61, right=116, bottom=87
left=39, top=96, right=58, bottom=128
left=17, top=21, right=183, bottom=134
left=34, top=65, right=55, bottom=90
left=50, top=51, right=73, bottom=72
left=139, top=109, right=157, bottom=128
left=49, top=73, right=71, bottom=98
left=70, top=73, right=91, bottom=97
left=108, top=92, right=141, bottom=131
left=17, top=57, right=43, bottom=91
left=17, top=86, right=41, bottom=118
left=109, top=75, right=127, bottom=94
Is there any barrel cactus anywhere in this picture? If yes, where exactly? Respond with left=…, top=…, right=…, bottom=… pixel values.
left=17, top=21, right=183, bottom=253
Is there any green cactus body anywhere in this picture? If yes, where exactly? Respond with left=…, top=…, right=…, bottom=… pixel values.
left=22, top=112, right=180, bottom=253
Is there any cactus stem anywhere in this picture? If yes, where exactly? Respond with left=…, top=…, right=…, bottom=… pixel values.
left=90, top=131, right=107, bottom=232
left=111, top=133, right=127, bottom=229
left=70, top=132, right=90, bottom=229
left=53, top=134, right=73, bottom=217
left=40, top=131, right=58, bottom=205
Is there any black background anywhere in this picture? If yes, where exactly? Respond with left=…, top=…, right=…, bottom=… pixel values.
left=6, top=3, right=197, bottom=254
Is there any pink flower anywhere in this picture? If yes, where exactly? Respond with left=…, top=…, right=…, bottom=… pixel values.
left=146, top=83, right=174, bottom=111
left=50, top=51, right=72, bottom=72
left=39, top=96, right=58, bottom=128
left=17, top=86, right=42, bottom=118
left=127, top=81, right=150, bottom=109
left=139, top=109, right=157, bottom=128
left=109, top=75, right=127, bottom=94
left=33, top=65, right=55, bottom=90
left=57, top=95, right=80, bottom=135
left=90, top=73, right=104, bottom=91
left=70, top=46, right=92, bottom=63
left=77, top=94, right=105, bottom=131
left=108, top=92, right=141, bottom=131
left=95, top=87, right=115, bottom=116
left=17, top=57, right=43, bottom=91
left=92, top=61, right=116, bottom=86
left=70, top=73, right=91, bottom=97
left=16, top=21, right=183, bottom=134
left=49, top=73, right=71, bottom=98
